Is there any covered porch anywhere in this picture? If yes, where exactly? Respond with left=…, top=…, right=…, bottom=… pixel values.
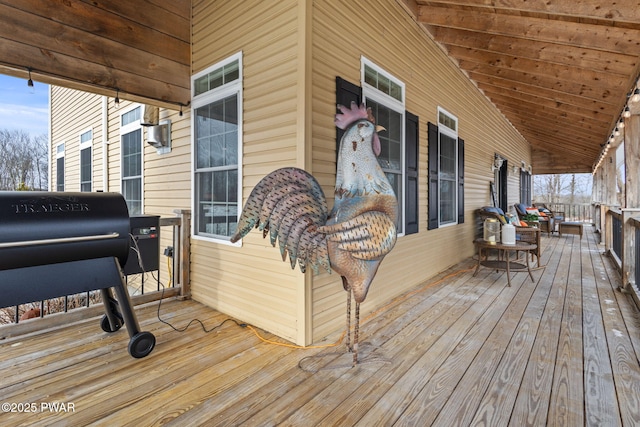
left=2, top=227, right=639, bottom=426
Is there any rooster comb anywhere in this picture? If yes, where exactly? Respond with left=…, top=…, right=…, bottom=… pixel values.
left=335, top=101, right=376, bottom=130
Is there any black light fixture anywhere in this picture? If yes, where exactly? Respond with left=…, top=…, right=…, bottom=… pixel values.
left=27, top=67, right=34, bottom=93
left=179, top=104, right=183, bottom=117
left=623, top=105, right=631, bottom=118
left=114, top=88, right=120, bottom=108
left=632, top=88, right=640, bottom=103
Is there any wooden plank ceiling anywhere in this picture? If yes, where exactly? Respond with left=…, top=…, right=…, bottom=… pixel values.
left=403, top=0, right=640, bottom=174
left=0, top=1, right=638, bottom=174
left=0, top=0, right=190, bottom=110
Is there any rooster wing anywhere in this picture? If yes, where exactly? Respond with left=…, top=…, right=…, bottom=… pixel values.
left=318, top=211, right=397, bottom=260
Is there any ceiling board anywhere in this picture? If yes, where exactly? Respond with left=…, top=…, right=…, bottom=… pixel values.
left=407, top=0, right=640, bottom=173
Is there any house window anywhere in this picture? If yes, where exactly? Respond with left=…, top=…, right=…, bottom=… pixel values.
left=427, top=108, right=465, bottom=230
left=192, top=53, right=242, bottom=241
left=520, top=169, right=532, bottom=205
left=79, top=129, right=92, bottom=192
left=362, top=58, right=405, bottom=235
left=56, top=143, right=65, bottom=191
left=120, top=106, right=142, bottom=215
left=438, top=108, right=458, bottom=226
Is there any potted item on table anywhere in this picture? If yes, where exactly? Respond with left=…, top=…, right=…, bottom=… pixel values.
left=522, top=213, right=539, bottom=227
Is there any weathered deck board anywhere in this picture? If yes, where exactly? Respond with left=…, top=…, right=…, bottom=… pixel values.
left=549, top=235, right=585, bottom=425
left=583, top=230, right=621, bottom=425
left=1, top=226, right=640, bottom=426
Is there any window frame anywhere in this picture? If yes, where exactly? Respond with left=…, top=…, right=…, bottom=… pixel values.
left=119, top=105, right=143, bottom=215
left=437, top=107, right=459, bottom=228
left=191, top=52, right=243, bottom=245
left=361, top=57, right=406, bottom=236
left=56, top=142, right=65, bottom=192
left=79, top=128, right=93, bottom=192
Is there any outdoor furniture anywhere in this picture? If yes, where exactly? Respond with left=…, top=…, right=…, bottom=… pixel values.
left=515, top=203, right=554, bottom=235
left=534, top=203, right=566, bottom=230
left=558, top=221, right=584, bottom=239
left=515, top=226, right=543, bottom=268
left=473, top=238, right=537, bottom=286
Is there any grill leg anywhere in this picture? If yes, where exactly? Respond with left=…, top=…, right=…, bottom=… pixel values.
left=111, top=258, right=141, bottom=338
left=100, top=288, right=123, bottom=332
left=111, top=258, right=156, bottom=358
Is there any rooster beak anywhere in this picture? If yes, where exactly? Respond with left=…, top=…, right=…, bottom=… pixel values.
left=375, top=125, right=386, bottom=133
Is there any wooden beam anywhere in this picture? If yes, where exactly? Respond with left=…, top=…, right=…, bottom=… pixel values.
left=459, top=60, right=621, bottom=103
left=469, top=72, right=620, bottom=112
left=448, top=46, right=628, bottom=92
left=0, top=0, right=190, bottom=107
left=429, top=27, right=638, bottom=77
left=417, top=5, right=640, bottom=55
left=0, top=40, right=189, bottom=107
left=418, top=0, right=640, bottom=28
left=482, top=92, right=611, bottom=129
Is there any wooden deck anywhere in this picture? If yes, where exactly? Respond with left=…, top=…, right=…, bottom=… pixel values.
left=2, top=226, right=640, bottom=426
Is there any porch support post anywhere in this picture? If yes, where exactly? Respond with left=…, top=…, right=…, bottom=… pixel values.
left=622, top=113, right=640, bottom=292
left=624, top=114, right=640, bottom=208
left=621, top=209, right=640, bottom=291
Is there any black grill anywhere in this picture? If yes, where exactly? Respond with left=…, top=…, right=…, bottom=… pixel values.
left=0, top=192, right=155, bottom=358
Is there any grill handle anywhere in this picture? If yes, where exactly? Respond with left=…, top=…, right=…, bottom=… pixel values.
left=0, top=232, right=121, bottom=249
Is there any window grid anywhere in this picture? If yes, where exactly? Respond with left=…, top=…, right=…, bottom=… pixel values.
left=79, top=130, right=92, bottom=192
left=192, top=53, right=242, bottom=242
left=362, top=58, right=405, bottom=235
left=120, top=106, right=142, bottom=215
left=437, top=108, right=459, bottom=227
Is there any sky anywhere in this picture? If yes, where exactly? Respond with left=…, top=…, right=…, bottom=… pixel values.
left=0, top=74, right=49, bottom=136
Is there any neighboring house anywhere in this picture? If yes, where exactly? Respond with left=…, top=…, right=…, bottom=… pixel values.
left=49, top=0, right=532, bottom=346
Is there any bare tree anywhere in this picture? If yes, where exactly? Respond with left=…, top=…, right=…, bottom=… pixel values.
left=0, top=129, right=48, bottom=190
left=534, top=173, right=592, bottom=204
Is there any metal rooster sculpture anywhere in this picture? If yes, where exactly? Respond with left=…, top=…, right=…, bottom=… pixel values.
left=230, top=102, right=398, bottom=366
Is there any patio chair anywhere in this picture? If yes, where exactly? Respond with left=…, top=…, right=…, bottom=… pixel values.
left=515, top=226, right=543, bottom=268
left=534, top=203, right=566, bottom=227
left=515, top=203, right=554, bottom=235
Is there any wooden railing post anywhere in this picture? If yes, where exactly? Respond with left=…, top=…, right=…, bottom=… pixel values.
left=173, top=209, right=191, bottom=299
left=621, top=209, right=640, bottom=292
left=605, top=206, right=613, bottom=255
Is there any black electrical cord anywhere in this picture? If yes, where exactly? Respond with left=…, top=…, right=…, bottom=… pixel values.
left=129, top=233, right=246, bottom=334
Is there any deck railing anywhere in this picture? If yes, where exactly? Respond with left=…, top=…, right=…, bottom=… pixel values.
left=603, top=206, right=640, bottom=299
left=537, top=202, right=593, bottom=223
left=0, top=209, right=191, bottom=331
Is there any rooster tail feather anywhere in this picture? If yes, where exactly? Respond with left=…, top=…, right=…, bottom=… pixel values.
left=230, top=167, right=331, bottom=274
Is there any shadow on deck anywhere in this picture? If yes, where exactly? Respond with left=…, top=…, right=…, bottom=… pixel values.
left=2, top=226, right=640, bottom=426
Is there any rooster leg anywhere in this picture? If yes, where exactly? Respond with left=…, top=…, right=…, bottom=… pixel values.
left=345, top=286, right=352, bottom=353
left=352, top=301, right=360, bottom=367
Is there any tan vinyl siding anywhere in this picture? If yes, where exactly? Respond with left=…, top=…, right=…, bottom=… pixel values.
left=50, top=86, right=103, bottom=192
left=190, top=0, right=305, bottom=343
left=309, top=0, right=531, bottom=341
left=48, top=0, right=533, bottom=349
left=144, top=108, right=191, bottom=217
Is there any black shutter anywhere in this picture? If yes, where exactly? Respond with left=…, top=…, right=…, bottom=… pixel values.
left=335, top=77, right=362, bottom=156
left=405, top=111, right=419, bottom=234
left=457, top=137, right=465, bottom=224
left=427, top=122, right=439, bottom=230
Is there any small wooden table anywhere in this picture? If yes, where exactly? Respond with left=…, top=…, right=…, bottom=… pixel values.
left=473, top=238, right=537, bottom=286
left=558, top=221, right=583, bottom=239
